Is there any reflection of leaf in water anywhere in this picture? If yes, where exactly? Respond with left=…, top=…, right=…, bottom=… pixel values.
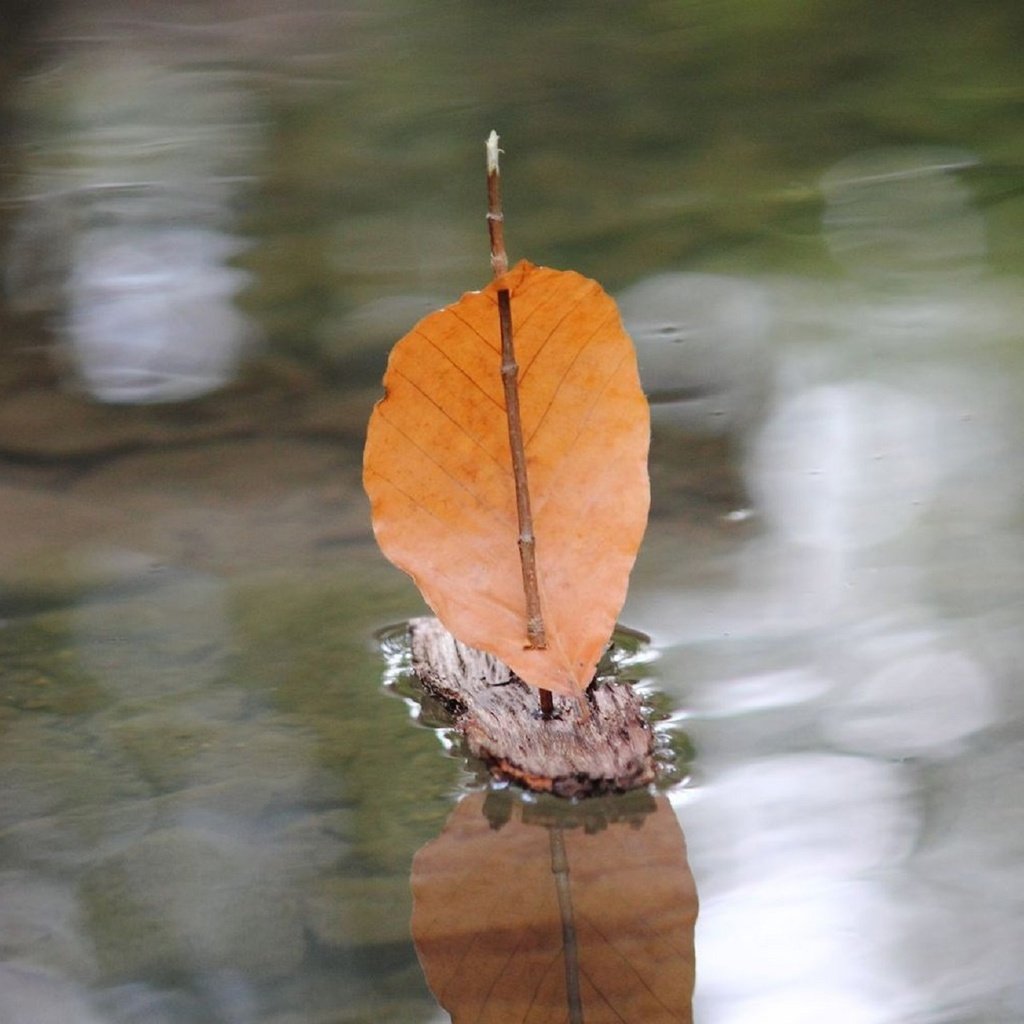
left=411, top=792, right=696, bottom=1023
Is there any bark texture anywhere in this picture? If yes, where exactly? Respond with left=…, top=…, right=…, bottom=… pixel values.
left=408, top=616, right=656, bottom=797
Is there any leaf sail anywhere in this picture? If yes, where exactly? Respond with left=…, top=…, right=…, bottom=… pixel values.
left=363, top=260, right=650, bottom=698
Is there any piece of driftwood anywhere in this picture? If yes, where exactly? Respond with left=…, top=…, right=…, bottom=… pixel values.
left=408, top=616, right=656, bottom=798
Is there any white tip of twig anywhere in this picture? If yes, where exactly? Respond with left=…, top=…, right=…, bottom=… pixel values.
left=486, top=130, right=501, bottom=175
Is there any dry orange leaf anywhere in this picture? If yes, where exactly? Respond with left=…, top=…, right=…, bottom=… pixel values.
left=411, top=792, right=697, bottom=1024
left=363, top=260, right=650, bottom=697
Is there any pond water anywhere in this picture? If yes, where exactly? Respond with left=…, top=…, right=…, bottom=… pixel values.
left=2, top=2, right=1023, bottom=1022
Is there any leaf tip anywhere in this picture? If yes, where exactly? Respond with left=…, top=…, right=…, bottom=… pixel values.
left=485, top=130, right=501, bottom=175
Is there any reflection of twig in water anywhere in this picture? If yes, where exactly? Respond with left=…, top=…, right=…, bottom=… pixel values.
left=550, top=827, right=584, bottom=1024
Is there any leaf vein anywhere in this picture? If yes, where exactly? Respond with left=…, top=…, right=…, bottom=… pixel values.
left=411, top=328, right=504, bottom=411
left=392, top=367, right=507, bottom=474
left=447, top=304, right=501, bottom=354
left=519, top=279, right=598, bottom=383
left=578, top=962, right=629, bottom=1022
left=525, top=308, right=620, bottom=449
left=375, top=410, right=507, bottom=521
left=530, top=346, right=630, bottom=521
left=579, top=912, right=678, bottom=1015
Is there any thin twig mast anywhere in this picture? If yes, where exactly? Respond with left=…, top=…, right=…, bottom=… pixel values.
left=486, top=132, right=508, bottom=278
left=485, top=131, right=553, bottom=718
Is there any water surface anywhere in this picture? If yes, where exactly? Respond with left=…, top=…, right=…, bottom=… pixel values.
left=1, top=3, right=1023, bottom=1022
